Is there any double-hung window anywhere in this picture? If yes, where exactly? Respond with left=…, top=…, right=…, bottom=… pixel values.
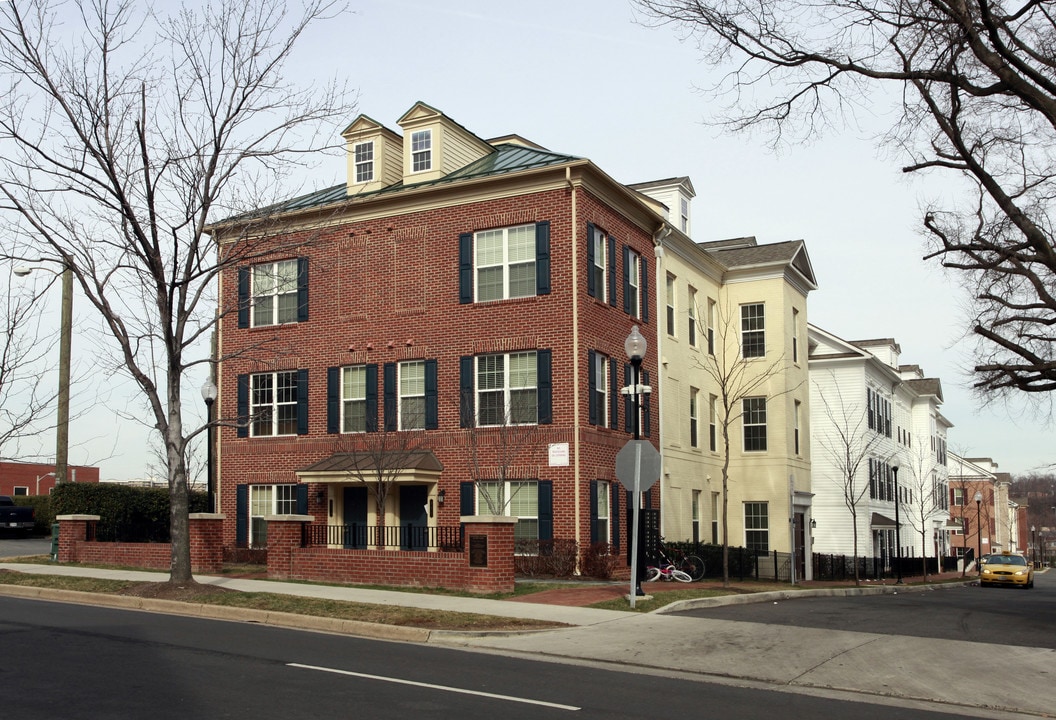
left=687, top=287, right=697, bottom=346
left=742, top=396, right=767, bottom=452
left=399, top=361, right=426, bottom=430
left=249, top=484, right=297, bottom=547
left=591, top=226, right=607, bottom=301
left=342, top=366, right=368, bottom=432
left=251, top=260, right=298, bottom=327
left=709, top=394, right=718, bottom=452
left=744, top=502, right=769, bottom=553
left=590, top=351, right=609, bottom=427
left=666, top=274, right=676, bottom=336
left=706, top=297, right=716, bottom=354
left=741, top=303, right=765, bottom=357
left=624, top=248, right=641, bottom=319
left=475, top=224, right=535, bottom=301
left=251, top=371, right=299, bottom=436
left=354, top=141, right=374, bottom=183
left=411, top=129, right=431, bottom=172
left=476, top=351, right=538, bottom=426
left=477, top=480, right=539, bottom=542
left=794, top=399, right=802, bottom=455
left=689, top=387, right=700, bottom=448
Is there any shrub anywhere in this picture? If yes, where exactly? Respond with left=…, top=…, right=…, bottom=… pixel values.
left=12, top=495, right=54, bottom=535
left=51, top=483, right=209, bottom=542
left=581, top=542, right=618, bottom=579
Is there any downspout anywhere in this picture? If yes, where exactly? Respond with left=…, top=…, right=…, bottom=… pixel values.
left=569, top=166, right=581, bottom=546
left=652, top=225, right=671, bottom=537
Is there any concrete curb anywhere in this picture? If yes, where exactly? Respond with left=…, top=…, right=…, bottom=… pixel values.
left=656, top=579, right=976, bottom=614
left=0, top=584, right=432, bottom=643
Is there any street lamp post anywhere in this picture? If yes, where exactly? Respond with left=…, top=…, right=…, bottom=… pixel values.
left=975, top=491, right=983, bottom=571
left=1031, top=525, right=1037, bottom=568
left=201, top=378, right=218, bottom=513
left=14, top=264, right=73, bottom=485
left=624, top=325, right=647, bottom=599
left=892, top=465, right=903, bottom=584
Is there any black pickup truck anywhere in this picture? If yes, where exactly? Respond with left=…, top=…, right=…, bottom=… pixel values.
left=0, top=495, right=35, bottom=535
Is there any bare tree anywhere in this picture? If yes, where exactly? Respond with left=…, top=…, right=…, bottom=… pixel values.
left=635, top=0, right=1056, bottom=400
left=0, top=0, right=353, bottom=584
left=0, top=273, right=55, bottom=460
left=696, top=298, right=796, bottom=587
left=812, top=376, right=888, bottom=586
left=897, top=439, right=946, bottom=582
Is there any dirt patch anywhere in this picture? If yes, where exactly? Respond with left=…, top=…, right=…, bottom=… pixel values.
left=118, top=581, right=233, bottom=601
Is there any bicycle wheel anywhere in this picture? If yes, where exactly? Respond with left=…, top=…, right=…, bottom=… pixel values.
left=680, top=555, right=705, bottom=581
left=670, top=568, right=693, bottom=583
left=644, top=566, right=662, bottom=582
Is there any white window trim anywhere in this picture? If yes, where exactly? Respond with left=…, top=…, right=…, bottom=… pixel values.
left=249, top=484, right=298, bottom=547
left=744, top=501, right=769, bottom=553
left=354, top=140, right=374, bottom=183
left=742, top=396, right=767, bottom=452
left=399, top=361, right=426, bottom=431
left=341, top=365, right=367, bottom=433
left=411, top=129, right=432, bottom=172
left=666, top=273, right=677, bottom=337
left=12, top=486, right=29, bottom=496
left=594, top=351, right=609, bottom=427
left=741, top=303, right=765, bottom=358
left=476, top=351, right=538, bottom=427
left=592, top=226, right=607, bottom=302
left=596, top=480, right=611, bottom=544
left=250, top=370, right=298, bottom=437
left=474, top=224, right=536, bottom=302
left=689, top=387, right=700, bottom=449
left=250, top=259, right=298, bottom=328
left=476, top=480, right=539, bottom=544
left=627, top=249, right=641, bottom=319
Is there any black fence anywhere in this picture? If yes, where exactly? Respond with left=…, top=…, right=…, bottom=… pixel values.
left=302, top=523, right=463, bottom=552
left=811, top=553, right=961, bottom=581
left=662, top=541, right=794, bottom=582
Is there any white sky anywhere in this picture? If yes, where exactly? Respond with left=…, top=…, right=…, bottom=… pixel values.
left=36, top=0, right=1053, bottom=479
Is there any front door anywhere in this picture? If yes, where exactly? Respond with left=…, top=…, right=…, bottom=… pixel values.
left=342, top=486, right=367, bottom=549
left=794, top=511, right=807, bottom=581
left=400, top=484, right=428, bottom=550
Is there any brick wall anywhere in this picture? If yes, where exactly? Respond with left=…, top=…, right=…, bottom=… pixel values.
left=216, top=181, right=660, bottom=562
left=56, top=514, right=225, bottom=574
left=0, top=461, right=100, bottom=496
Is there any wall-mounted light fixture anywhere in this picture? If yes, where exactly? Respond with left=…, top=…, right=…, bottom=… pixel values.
left=437, top=489, right=446, bottom=506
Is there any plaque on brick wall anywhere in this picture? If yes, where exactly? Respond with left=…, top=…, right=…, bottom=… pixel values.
left=469, top=534, right=488, bottom=567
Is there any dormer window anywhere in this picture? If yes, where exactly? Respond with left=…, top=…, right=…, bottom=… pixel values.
left=411, top=129, right=432, bottom=172
left=354, top=141, right=374, bottom=183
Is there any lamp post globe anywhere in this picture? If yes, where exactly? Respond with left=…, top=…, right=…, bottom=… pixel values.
left=201, top=377, right=218, bottom=513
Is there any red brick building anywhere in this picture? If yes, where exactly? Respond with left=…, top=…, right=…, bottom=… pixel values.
left=0, top=461, right=100, bottom=496
left=210, top=103, right=665, bottom=561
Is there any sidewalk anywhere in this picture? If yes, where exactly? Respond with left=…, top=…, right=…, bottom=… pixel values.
left=2, top=562, right=1052, bottom=717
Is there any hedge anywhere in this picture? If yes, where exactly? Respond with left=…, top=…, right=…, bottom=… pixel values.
left=50, top=483, right=209, bottom=542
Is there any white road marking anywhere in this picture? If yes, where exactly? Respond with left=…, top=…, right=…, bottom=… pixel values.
left=287, top=662, right=580, bottom=711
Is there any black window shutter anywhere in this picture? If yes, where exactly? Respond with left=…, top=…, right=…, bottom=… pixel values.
left=459, top=233, right=473, bottom=304
left=612, top=487, right=620, bottom=552
left=588, top=350, right=598, bottom=425
left=296, top=258, right=309, bottom=322
left=643, top=370, right=652, bottom=437
left=607, top=236, right=617, bottom=307
left=237, top=374, right=249, bottom=438
left=326, top=367, right=340, bottom=434
left=624, top=364, right=633, bottom=433
left=589, top=480, right=599, bottom=544
left=295, top=484, right=309, bottom=515
left=383, top=363, right=397, bottom=432
left=365, top=364, right=378, bottom=432
left=538, top=480, right=554, bottom=541
left=640, top=256, right=648, bottom=323
left=536, top=221, right=550, bottom=295
left=425, top=359, right=438, bottom=429
left=623, top=245, right=632, bottom=314
left=296, top=369, right=309, bottom=435
left=459, top=356, right=475, bottom=428
left=586, top=223, right=596, bottom=298
left=236, top=484, right=249, bottom=546
left=237, top=267, right=250, bottom=328
left=609, top=357, right=619, bottom=430
left=460, top=481, right=475, bottom=516
left=537, top=349, right=552, bottom=424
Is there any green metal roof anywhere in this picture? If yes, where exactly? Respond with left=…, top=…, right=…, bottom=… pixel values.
left=246, top=143, right=581, bottom=219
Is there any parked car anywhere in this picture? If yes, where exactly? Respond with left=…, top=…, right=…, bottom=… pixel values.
left=0, top=495, right=35, bottom=536
left=980, top=552, right=1034, bottom=589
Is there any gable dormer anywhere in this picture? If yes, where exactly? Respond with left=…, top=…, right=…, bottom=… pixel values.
left=628, top=177, right=696, bottom=237
left=341, top=115, right=403, bottom=194
left=397, top=102, right=493, bottom=184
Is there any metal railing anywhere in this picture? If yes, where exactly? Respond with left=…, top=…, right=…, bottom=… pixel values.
left=302, top=523, right=463, bottom=552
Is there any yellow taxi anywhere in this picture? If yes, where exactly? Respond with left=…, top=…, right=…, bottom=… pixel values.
left=979, top=552, right=1034, bottom=589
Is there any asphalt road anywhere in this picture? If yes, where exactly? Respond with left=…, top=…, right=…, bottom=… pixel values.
left=1, top=596, right=977, bottom=720
left=0, top=535, right=51, bottom=557
left=673, top=571, right=1056, bottom=649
